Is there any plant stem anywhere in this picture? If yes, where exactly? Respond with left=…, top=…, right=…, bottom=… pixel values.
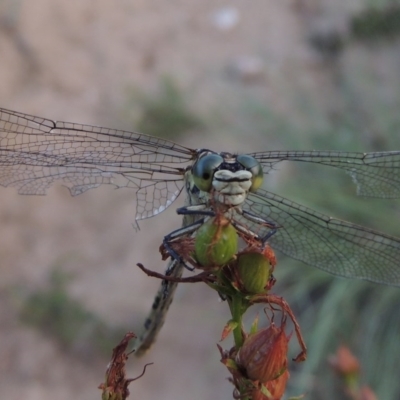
left=231, top=294, right=245, bottom=348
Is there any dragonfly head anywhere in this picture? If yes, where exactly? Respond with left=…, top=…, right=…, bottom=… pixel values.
left=191, top=151, right=263, bottom=206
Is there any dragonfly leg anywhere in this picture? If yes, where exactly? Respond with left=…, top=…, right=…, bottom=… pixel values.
left=176, top=204, right=216, bottom=217
left=237, top=210, right=279, bottom=245
left=162, top=204, right=221, bottom=269
left=162, top=219, right=206, bottom=271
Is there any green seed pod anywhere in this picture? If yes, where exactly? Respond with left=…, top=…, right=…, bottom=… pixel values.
left=194, top=217, right=238, bottom=267
left=236, top=251, right=273, bottom=294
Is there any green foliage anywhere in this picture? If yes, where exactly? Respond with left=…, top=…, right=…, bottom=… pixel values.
left=127, top=77, right=203, bottom=140
left=351, top=5, right=400, bottom=41
left=20, top=269, right=127, bottom=357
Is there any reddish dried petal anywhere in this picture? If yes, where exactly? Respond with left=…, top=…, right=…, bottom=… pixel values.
left=251, top=370, right=289, bottom=400
left=264, top=369, right=289, bottom=399
left=236, top=324, right=289, bottom=383
left=359, top=385, right=378, bottom=400
left=328, top=345, right=360, bottom=377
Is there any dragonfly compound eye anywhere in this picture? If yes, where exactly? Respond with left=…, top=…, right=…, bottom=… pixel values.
left=192, top=153, right=224, bottom=192
left=237, top=154, right=264, bottom=192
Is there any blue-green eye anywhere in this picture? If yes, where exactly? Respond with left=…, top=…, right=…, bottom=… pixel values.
left=237, top=155, right=263, bottom=191
left=192, top=154, right=223, bottom=192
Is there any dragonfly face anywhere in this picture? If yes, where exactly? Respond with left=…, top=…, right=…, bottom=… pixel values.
left=190, top=151, right=263, bottom=207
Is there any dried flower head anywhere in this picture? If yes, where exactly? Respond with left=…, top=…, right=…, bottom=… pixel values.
left=236, top=322, right=289, bottom=383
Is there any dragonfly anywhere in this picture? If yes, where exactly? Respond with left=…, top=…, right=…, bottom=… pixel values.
left=1, top=107, right=400, bottom=356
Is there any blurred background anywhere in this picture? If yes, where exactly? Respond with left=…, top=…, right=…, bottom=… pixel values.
left=1, top=0, right=400, bottom=399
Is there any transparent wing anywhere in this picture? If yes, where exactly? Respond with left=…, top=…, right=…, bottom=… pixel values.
left=251, top=150, right=400, bottom=198
left=0, top=108, right=196, bottom=220
left=245, top=188, right=400, bottom=286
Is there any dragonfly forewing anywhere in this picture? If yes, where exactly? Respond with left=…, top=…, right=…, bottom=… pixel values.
left=0, top=107, right=194, bottom=220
